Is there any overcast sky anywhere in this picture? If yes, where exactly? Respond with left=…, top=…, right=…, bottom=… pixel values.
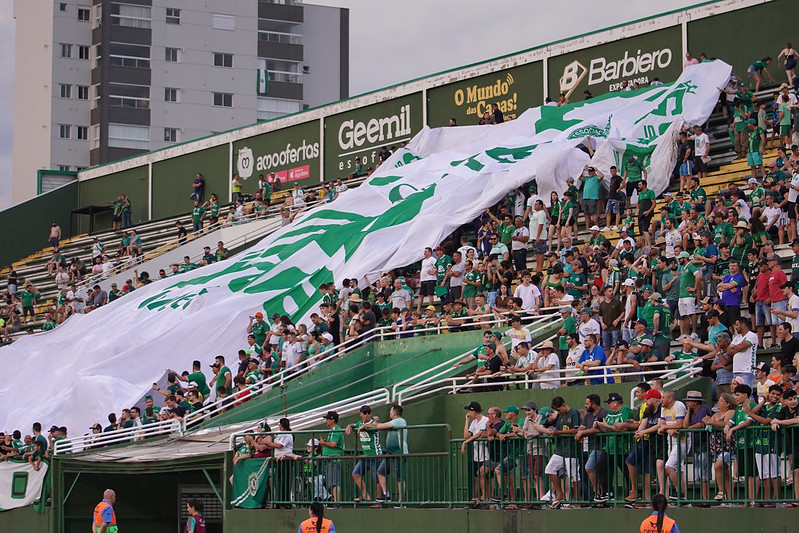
left=0, top=0, right=700, bottom=210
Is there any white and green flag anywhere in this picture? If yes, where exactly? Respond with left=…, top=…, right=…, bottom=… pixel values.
left=0, top=61, right=731, bottom=434
left=231, top=458, right=270, bottom=508
left=257, top=69, right=268, bottom=95
left=0, top=461, right=49, bottom=512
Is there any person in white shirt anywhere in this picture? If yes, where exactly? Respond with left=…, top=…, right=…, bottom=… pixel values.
left=510, top=217, right=530, bottom=272
left=529, top=340, right=561, bottom=389
left=771, top=282, right=799, bottom=332
left=692, top=125, right=711, bottom=180
left=461, top=402, right=489, bottom=502
left=457, top=236, right=477, bottom=261
left=449, top=251, right=466, bottom=301
left=577, top=308, right=601, bottom=343
left=418, top=247, right=438, bottom=313
left=731, top=191, right=751, bottom=221
left=726, top=317, right=758, bottom=388
left=504, top=316, right=532, bottom=350
left=752, top=362, right=777, bottom=403
left=761, top=194, right=783, bottom=243
left=513, top=271, right=539, bottom=312
left=663, top=218, right=682, bottom=260
left=283, top=331, right=305, bottom=372
left=528, top=199, right=549, bottom=272
left=67, top=285, right=86, bottom=314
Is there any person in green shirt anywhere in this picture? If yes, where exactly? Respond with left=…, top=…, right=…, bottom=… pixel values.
left=201, top=246, right=216, bottom=265
left=689, top=177, right=707, bottom=212
left=216, top=241, right=230, bottom=261
left=191, top=201, right=206, bottom=233
left=346, top=405, right=385, bottom=502
left=42, top=313, right=56, bottom=331
left=434, top=246, right=452, bottom=294
left=677, top=252, right=700, bottom=337
left=637, top=181, right=656, bottom=242
left=19, top=283, right=41, bottom=324
left=169, top=360, right=210, bottom=399
left=319, top=410, right=345, bottom=502
left=557, top=307, right=577, bottom=365
left=247, top=313, right=268, bottom=346
left=668, top=193, right=691, bottom=217
left=746, top=119, right=766, bottom=181
left=746, top=57, right=775, bottom=93
left=596, top=392, right=634, bottom=498
left=747, top=384, right=784, bottom=500
left=724, top=384, right=757, bottom=501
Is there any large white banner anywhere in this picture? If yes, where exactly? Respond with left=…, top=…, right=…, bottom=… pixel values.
left=0, top=61, right=731, bottom=435
left=0, top=461, right=49, bottom=511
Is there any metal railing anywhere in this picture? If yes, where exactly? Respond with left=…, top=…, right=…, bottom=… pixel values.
left=227, top=424, right=799, bottom=508
left=52, top=418, right=181, bottom=455
left=74, top=200, right=319, bottom=291
left=229, top=426, right=452, bottom=508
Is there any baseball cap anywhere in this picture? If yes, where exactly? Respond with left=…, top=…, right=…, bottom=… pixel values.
left=322, top=332, right=334, bottom=342
left=790, top=375, right=799, bottom=383
left=677, top=251, right=690, bottom=259
left=768, top=255, right=782, bottom=263
left=644, top=389, right=662, bottom=400
left=426, top=305, right=436, bottom=312
left=579, top=307, right=591, bottom=314
left=523, top=400, right=538, bottom=411
left=753, top=362, right=770, bottom=373
left=307, top=438, right=320, bottom=447
left=590, top=225, right=601, bottom=231
left=606, top=392, right=624, bottom=403
left=651, top=292, right=662, bottom=301
left=359, top=405, right=372, bottom=414
left=559, top=307, right=572, bottom=314
left=91, top=423, right=102, bottom=430
left=255, top=312, right=263, bottom=318
left=144, top=395, right=153, bottom=401
left=614, top=339, right=629, bottom=349
left=641, top=338, right=654, bottom=347
left=464, top=401, right=482, bottom=412
left=748, top=177, right=759, bottom=184
left=484, top=342, right=497, bottom=351
left=188, top=381, right=199, bottom=388
left=322, top=410, right=339, bottom=422
left=503, top=405, right=520, bottom=414
left=619, top=227, right=628, bottom=233
left=623, top=279, right=635, bottom=287
left=635, top=318, right=648, bottom=326
left=663, top=191, right=673, bottom=197
left=747, top=118, right=756, bottom=125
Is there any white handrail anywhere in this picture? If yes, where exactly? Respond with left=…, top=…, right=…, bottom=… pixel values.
left=53, top=418, right=181, bottom=455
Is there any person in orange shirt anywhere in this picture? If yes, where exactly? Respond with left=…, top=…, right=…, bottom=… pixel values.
left=298, top=502, right=336, bottom=533
left=639, top=494, right=680, bottom=533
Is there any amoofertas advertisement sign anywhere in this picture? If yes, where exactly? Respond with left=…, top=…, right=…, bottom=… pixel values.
left=427, top=62, right=543, bottom=127
left=548, top=26, right=682, bottom=101
left=323, top=93, right=424, bottom=180
left=232, top=120, right=321, bottom=192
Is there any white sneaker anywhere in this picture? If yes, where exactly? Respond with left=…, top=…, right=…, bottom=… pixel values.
left=611, top=226, right=619, bottom=231
left=601, top=227, right=610, bottom=232
left=691, top=332, right=699, bottom=340
left=540, top=490, right=553, bottom=502
left=714, top=491, right=725, bottom=501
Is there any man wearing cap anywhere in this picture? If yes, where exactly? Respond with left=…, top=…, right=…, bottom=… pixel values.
left=766, top=255, right=789, bottom=338
left=461, top=401, right=490, bottom=503
left=578, top=165, right=603, bottom=232
left=676, top=251, right=700, bottom=338
left=574, top=308, right=599, bottom=346
left=512, top=400, right=546, bottom=502
left=318, top=411, right=345, bottom=503
left=595, top=392, right=634, bottom=501
left=530, top=340, right=560, bottom=389
left=681, top=390, right=713, bottom=500
left=247, top=313, right=268, bottom=347
left=587, top=225, right=609, bottom=250
left=345, top=405, right=385, bottom=502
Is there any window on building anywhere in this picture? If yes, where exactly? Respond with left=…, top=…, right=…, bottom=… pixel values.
left=76, top=126, right=88, bottom=140
left=109, top=42, right=150, bottom=68
left=211, top=13, right=234, bottom=30
left=59, top=84, right=72, bottom=98
left=60, top=43, right=72, bottom=58
left=165, top=8, right=180, bottom=24
left=77, top=85, right=89, bottom=100
left=164, top=128, right=178, bottom=142
left=108, top=123, right=149, bottom=149
left=91, top=125, right=100, bottom=149
left=59, top=3, right=67, bottom=11
left=259, top=58, right=302, bottom=83
left=257, top=97, right=302, bottom=121
left=164, top=87, right=178, bottom=102
left=58, top=125, right=71, bottom=139
left=108, top=83, right=150, bottom=109
left=78, top=45, right=90, bottom=59
left=165, top=47, right=179, bottom=62
left=57, top=165, right=71, bottom=171
left=110, top=3, right=151, bottom=29
left=76, top=166, right=87, bottom=171
left=213, top=53, right=233, bottom=68
left=78, top=8, right=90, bottom=21
left=94, top=44, right=102, bottom=68
left=213, top=92, right=233, bottom=107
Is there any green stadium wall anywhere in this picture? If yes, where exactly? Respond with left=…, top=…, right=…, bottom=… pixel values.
left=0, top=182, right=79, bottom=267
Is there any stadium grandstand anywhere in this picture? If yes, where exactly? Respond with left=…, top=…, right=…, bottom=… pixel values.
left=1, top=1, right=798, bottom=532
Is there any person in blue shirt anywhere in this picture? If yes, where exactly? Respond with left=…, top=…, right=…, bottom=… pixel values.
left=577, top=333, right=608, bottom=385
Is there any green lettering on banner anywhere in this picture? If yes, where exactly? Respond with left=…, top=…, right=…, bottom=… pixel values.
left=139, top=184, right=436, bottom=321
